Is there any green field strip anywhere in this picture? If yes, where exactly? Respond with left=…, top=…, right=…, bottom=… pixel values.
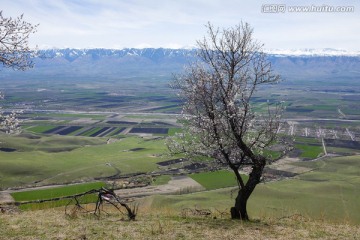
left=67, top=126, right=86, bottom=136
left=125, top=114, right=171, bottom=119
left=40, top=113, right=106, bottom=120
left=89, top=127, right=111, bottom=137
left=129, top=127, right=169, bottom=135
left=294, top=136, right=320, bottom=144
left=21, top=125, right=34, bottom=130
left=97, top=127, right=117, bottom=137
left=43, top=126, right=67, bottom=134
left=0, top=133, right=106, bottom=154
left=108, top=127, right=126, bottom=136
left=73, top=126, right=93, bottom=136
left=27, top=125, right=59, bottom=133
left=189, top=170, right=248, bottom=190
left=78, top=127, right=102, bottom=137
left=151, top=175, right=172, bottom=186
left=11, top=182, right=106, bottom=210
left=11, top=182, right=106, bottom=202
left=295, top=144, right=324, bottom=159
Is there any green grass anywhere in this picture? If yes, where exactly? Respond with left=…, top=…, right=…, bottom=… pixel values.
left=263, top=149, right=282, bottom=160
left=79, top=127, right=102, bottom=136
left=67, top=126, right=86, bottom=136
left=0, top=132, right=105, bottom=153
left=108, top=127, right=125, bottom=136
left=151, top=175, right=171, bottom=186
left=189, top=170, right=248, bottom=190
left=19, top=196, right=98, bottom=210
left=168, top=128, right=182, bottom=136
left=327, top=147, right=360, bottom=155
left=0, top=134, right=168, bottom=189
left=27, top=125, right=57, bottom=133
left=151, top=155, right=360, bottom=224
left=1, top=207, right=358, bottom=240
left=295, top=144, right=323, bottom=159
left=248, top=155, right=360, bottom=223
left=42, top=113, right=106, bottom=120
left=125, top=114, right=172, bottom=119
left=306, top=105, right=337, bottom=111
left=11, top=182, right=106, bottom=202
left=295, top=136, right=320, bottom=144
left=11, top=182, right=106, bottom=210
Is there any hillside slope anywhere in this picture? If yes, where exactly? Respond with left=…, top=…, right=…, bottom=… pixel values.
left=0, top=207, right=359, bottom=240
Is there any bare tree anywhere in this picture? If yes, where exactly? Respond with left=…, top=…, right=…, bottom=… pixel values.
left=168, top=22, right=283, bottom=220
left=0, top=11, right=37, bottom=134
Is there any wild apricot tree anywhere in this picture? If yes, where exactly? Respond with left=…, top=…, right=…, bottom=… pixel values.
left=0, top=11, right=37, bottom=134
left=168, top=22, right=283, bottom=220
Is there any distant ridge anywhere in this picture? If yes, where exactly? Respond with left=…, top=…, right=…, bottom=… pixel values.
left=1, top=48, right=359, bottom=81
left=264, top=48, right=360, bottom=57
left=38, top=48, right=197, bottom=62
left=37, top=47, right=360, bottom=59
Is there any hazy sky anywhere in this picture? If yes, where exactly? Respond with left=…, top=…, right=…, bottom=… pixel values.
left=2, top=0, right=359, bottom=50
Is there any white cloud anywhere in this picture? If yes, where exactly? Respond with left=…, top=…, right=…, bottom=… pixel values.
left=1, top=0, right=359, bottom=50
left=135, top=43, right=153, bottom=49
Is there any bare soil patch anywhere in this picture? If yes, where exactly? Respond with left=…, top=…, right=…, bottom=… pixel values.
left=114, top=176, right=204, bottom=198
left=157, top=158, right=188, bottom=166
left=0, top=192, right=14, bottom=204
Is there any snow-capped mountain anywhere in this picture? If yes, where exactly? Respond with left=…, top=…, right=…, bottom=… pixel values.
left=39, top=48, right=197, bottom=62
left=1, top=48, right=359, bottom=81
left=38, top=47, right=360, bottom=60
left=265, top=48, right=360, bottom=57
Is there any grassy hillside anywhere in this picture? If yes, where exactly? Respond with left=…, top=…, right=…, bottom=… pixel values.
left=0, top=207, right=358, bottom=239
left=151, top=155, right=360, bottom=224
left=0, top=134, right=168, bottom=189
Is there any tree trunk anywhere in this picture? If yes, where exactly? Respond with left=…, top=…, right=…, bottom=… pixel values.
left=231, top=188, right=250, bottom=220
left=231, top=160, right=265, bottom=220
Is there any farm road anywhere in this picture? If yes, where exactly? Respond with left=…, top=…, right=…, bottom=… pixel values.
left=268, top=157, right=313, bottom=174
left=0, top=192, right=14, bottom=205
left=0, top=176, right=204, bottom=205
left=115, top=175, right=205, bottom=198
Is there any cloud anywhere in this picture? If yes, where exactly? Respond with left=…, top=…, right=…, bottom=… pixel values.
left=2, top=0, right=359, bottom=50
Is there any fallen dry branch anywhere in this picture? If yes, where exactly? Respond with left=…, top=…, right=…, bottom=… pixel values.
left=181, top=207, right=212, bottom=218
left=17, top=187, right=138, bottom=220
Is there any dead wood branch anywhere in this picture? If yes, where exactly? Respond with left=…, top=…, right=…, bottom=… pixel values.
left=17, top=187, right=138, bottom=220
left=181, top=207, right=212, bottom=218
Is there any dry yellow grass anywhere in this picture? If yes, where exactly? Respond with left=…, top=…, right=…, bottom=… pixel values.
left=0, top=205, right=359, bottom=240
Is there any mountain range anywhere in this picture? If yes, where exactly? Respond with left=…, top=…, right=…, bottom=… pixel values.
left=0, top=48, right=359, bottom=82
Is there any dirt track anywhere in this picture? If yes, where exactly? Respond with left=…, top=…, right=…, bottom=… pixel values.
left=0, top=176, right=204, bottom=205
left=115, top=175, right=204, bottom=198
left=0, top=192, right=14, bottom=205
left=0, top=156, right=320, bottom=205
left=268, top=157, right=313, bottom=174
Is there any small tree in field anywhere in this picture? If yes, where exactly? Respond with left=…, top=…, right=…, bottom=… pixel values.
left=0, top=12, right=37, bottom=134
left=168, top=22, right=283, bottom=220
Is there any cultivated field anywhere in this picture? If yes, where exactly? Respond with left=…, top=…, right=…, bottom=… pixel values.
left=0, top=132, right=171, bottom=189
left=1, top=75, right=360, bottom=237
